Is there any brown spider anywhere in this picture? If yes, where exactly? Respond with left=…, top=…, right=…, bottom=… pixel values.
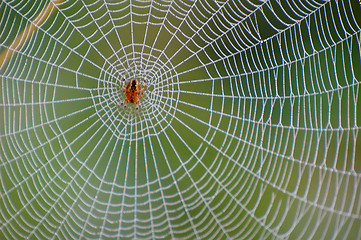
left=120, top=76, right=146, bottom=111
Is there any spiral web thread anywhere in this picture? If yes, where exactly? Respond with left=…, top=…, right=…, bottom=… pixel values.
left=0, top=0, right=361, bottom=239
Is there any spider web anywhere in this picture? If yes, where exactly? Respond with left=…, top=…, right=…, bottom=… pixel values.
left=1, top=0, right=361, bottom=239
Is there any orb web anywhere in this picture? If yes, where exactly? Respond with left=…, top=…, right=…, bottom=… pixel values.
left=1, top=0, right=361, bottom=239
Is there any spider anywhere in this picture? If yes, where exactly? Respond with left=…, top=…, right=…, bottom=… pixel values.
left=120, top=75, right=146, bottom=111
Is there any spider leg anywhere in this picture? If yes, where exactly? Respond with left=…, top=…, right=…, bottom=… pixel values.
left=120, top=99, right=128, bottom=108
left=136, top=101, right=141, bottom=112
left=120, top=73, right=128, bottom=108
left=121, top=73, right=127, bottom=87
left=137, top=75, right=146, bottom=96
left=142, top=74, right=146, bottom=90
left=122, top=76, right=127, bottom=91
